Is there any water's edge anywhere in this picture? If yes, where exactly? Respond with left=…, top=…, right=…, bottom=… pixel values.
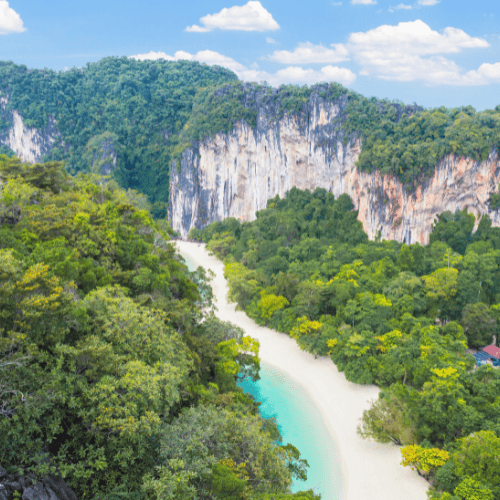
left=179, top=249, right=342, bottom=498
left=238, top=362, right=342, bottom=497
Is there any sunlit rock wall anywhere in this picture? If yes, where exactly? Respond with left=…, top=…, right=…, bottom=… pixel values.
left=0, top=96, right=63, bottom=164
left=169, top=93, right=500, bottom=244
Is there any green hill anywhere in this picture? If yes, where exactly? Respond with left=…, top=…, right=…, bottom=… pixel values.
left=1, top=57, right=500, bottom=215
left=0, top=57, right=237, bottom=218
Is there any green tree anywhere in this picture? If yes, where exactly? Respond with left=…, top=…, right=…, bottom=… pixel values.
left=462, top=303, right=497, bottom=347
left=357, top=387, right=418, bottom=445
left=143, top=405, right=308, bottom=499
left=451, top=431, right=500, bottom=497
left=423, top=267, right=459, bottom=320
left=454, top=476, right=494, bottom=500
left=258, top=291, right=289, bottom=321
left=400, top=444, right=449, bottom=479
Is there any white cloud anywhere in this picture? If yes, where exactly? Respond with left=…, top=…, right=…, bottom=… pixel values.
left=317, top=66, right=357, bottom=85
left=185, top=25, right=210, bottom=33
left=348, top=20, right=492, bottom=86
left=349, top=20, right=488, bottom=56
left=185, top=1, right=279, bottom=32
left=351, top=0, right=376, bottom=4
left=357, top=53, right=463, bottom=84
left=269, top=42, right=349, bottom=64
left=130, top=50, right=247, bottom=73
left=462, top=62, right=500, bottom=85
left=332, top=1, right=342, bottom=5
left=130, top=49, right=356, bottom=87
left=0, top=1, right=25, bottom=35
left=131, top=51, right=176, bottom=61
left=417, top=0, right=440, bottom=5
left=240, top=65, right=356, bottom=86
left=266, top=37, right=277, bottom=43
left=389, top=3, right=412, bottom=12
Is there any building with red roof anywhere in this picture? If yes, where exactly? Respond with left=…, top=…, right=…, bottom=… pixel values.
left=482, top=345, right=500, bottom=360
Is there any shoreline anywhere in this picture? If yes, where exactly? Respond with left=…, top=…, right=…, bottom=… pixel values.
left=174, top=240, right=429, bottom=500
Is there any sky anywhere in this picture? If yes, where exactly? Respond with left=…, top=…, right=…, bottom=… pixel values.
left=1, top=0, right=500, bottom=110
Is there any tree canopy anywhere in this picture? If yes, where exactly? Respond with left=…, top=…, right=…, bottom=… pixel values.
left=0, top=155, right=318, bottom=500
left=195, top=187, right=500, bottom=500
left=0, top=58, right=237, bottom=217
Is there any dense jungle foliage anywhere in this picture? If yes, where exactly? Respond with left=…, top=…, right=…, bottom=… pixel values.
left=0, top=57, right=237, bottom=218
left=193, top=187, right=500, bottom=500
left=0, top=155, right=321, bottom=500
left=348, top=99, right=500, bottom=190
left=176, top=81, right=349, bottom=148
left=2, top=57, right=500, bottom=211
left=179, top=79, right=500, bottom=190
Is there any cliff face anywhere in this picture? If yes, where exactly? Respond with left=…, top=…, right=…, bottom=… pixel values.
left=169, top=94, right=500, bottom=244
left=0, top=97, right=63, bottom=164
left=0, top=97, right=118, bottom=176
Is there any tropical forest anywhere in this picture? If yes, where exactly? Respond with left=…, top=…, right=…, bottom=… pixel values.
left=192, top=187, right=500, bottom=500
left=1, top=56, right=500, bottom=500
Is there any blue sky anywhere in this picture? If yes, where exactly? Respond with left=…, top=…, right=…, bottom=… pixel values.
left=1, top=0, right=500, bottom=110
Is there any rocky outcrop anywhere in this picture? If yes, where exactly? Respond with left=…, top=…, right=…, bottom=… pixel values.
left=86, top=131, right=119, bottom=175
left=0, top=466, right=77, bottom=500
left=92, top=139, right=117, bottom=175
left=0, top=96, right=63, bottom=164
left=168, top=92, right=500, bottom=244
left=350, top=149, right=500, bottom=244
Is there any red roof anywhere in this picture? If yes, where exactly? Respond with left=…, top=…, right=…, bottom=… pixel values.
left=482, top=345, right=500, bottom=359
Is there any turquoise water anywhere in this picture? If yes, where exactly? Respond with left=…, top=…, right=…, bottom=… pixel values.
left=179, top=251, right=198, bottom=272
left=238, top=363, right=342, bottom=498
left=179, top=247, right=343, bottom=499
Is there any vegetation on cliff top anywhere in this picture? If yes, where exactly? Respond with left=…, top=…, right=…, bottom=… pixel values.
left=0, top=57, right=237, bottom=218
left=194, top=187, right=500, bottom=499
left=178, top=80, right=350, bottom=144
left=349, top=99, right=500, bottom=189
left=179, top=80, right=500, bottom=191
left=1, top=58, right=500, bottom=210
left=0, top=155, right=319, bottom=500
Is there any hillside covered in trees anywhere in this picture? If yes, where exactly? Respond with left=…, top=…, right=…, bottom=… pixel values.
left=0, top=57, right=237, bottom=218
left=193, top=187, right=500, bottom=500
left=0, top=155, right=322, bottom=500
left=1, top=57, right=500, bottom=216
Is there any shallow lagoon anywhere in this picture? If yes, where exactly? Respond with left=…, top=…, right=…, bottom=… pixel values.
left=238, top=362, right=341, bottom=498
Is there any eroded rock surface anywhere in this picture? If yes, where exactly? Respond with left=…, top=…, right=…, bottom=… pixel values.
left=169, top=93, right=500, bottom=244
left=0, top=97, right=63, bottom=164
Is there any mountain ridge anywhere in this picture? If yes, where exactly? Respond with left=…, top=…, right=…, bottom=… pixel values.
left=0, top=58, right=499, bottom=240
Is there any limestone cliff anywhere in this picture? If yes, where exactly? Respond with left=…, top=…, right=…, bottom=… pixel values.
left=0, top=96, right=63, bottom=163
left=169, top=93, right=500, bottom=244
left=0, top=97, right=118, bottom=176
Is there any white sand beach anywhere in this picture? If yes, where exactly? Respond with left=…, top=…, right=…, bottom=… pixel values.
left=175, top=240, right=429, bottom=500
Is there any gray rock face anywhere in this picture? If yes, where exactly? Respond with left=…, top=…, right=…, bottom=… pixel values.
left=92, top=137, right=118, bottom=175
left=0, top=96, right=64, bottom=164
left=168, top=90, right=500, bottom=244
left=0, top=467, right=77, bottom=500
